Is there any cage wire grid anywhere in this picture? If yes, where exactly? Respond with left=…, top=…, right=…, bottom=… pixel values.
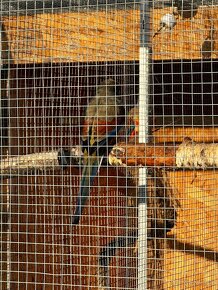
left=0, top=0, right=218, bottom=289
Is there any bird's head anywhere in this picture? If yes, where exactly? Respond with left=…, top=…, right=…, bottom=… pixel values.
left=96, top=78, right=116, bottom=96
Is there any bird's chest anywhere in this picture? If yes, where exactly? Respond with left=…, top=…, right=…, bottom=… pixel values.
left=83, top=117, right=117, bottom=140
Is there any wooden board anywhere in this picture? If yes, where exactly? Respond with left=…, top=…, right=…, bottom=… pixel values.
left=165, top=170, right=218, bottom=289
left=2, top=6, right=218, bottom=64
left=153, top=127, right=218, bottom=143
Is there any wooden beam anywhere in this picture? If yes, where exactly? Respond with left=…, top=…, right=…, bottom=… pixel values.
left=109, top=140, right=218, bottom=168
left=2, top=6, right=218, bottom=64
left=153, top=127, right=218, bottom=143
left=110, top=142, right=176, bottom=167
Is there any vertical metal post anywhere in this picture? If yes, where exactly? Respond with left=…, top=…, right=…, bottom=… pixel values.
left=138, top=1, right=151, bottom=289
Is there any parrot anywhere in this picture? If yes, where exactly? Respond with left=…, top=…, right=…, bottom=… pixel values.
left=72, top=78, right=124, bottom=225
left=127, top=106, right=139, bottom=140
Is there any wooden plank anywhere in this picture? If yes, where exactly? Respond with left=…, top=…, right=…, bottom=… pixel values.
left=2, top=6, right=218, bottom=64
left=2, top=10, right=140, bottom=64
left=165, top=170, right=218, bottom=289
left=153, top=7, right=218, bottom=60
left=153, top=127, right=218, bottom=143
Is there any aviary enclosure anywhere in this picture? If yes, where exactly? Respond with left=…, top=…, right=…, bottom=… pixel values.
left=0, top=0, right=218, bottom=289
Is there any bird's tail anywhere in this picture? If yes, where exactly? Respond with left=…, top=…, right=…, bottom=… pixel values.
left=72, top=156, right=101, bottom=225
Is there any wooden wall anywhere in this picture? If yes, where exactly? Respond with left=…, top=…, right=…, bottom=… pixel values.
left=2, top=6, right=218, bottom=64
left=164, top=170, right=218, bottom=289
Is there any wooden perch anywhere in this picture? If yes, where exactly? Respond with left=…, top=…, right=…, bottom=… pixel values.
left=0, top=147, right=82, bottom=178
left=2, top=138, right=218, bottom=179
left=109, top=142, right=176, bottom=167
left=109, top=139, right=218, bottom=169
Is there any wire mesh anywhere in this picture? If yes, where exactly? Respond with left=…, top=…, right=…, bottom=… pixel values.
left=0, top=0, right=217, bottom=289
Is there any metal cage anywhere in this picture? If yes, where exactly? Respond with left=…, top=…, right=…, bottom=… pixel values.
left=0, top=1, right=218, bottom=289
